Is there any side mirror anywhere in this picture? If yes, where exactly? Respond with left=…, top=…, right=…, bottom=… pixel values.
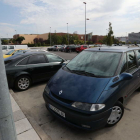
left=119, top=73, right=133, bottom=81
left=111, top=73, right=133, bottom=87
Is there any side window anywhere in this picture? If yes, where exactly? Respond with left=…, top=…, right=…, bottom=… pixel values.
left=136, top=50, right=140, bottom=66
left=47, top=54, right=63, bottom=63
left=17, top=57, right=29, bottom=65
left=28, top=54, right=46, bottom=64
left=121, top=53, right=127, bottom=73
left=127, top=51, right=137, bottom=72
left=83, top=46, right=87, bottom=48
left=8, top=46, right=14, bottom=49
left=2, top=46, right=7, bottom=50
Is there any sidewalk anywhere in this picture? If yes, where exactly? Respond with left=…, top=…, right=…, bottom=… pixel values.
left=10, top=93, right=41, bottom=140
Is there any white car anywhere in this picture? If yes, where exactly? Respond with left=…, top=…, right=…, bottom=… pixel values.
left=2, top=45, right=28, bottom=54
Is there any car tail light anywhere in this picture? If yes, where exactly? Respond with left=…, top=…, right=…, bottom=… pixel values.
left=67, top=47, right=69, bottom=49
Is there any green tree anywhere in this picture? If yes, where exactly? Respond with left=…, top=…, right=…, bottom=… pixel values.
left=107, top=22, right=113, bottom=46
left=1, top=39, right=8, bottom=45
left=16, top=36, right=25, bottom=44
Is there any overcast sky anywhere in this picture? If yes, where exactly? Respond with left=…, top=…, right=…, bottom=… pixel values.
left=0, top=0, right=140, bottom=38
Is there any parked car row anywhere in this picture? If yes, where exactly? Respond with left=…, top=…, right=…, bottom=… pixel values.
left=48, top=45, right=89, bottom=53
left=4, top=45, right=140, bottom=132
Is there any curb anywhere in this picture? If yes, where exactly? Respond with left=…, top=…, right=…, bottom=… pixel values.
left=10, top=89, right=51, bottom=140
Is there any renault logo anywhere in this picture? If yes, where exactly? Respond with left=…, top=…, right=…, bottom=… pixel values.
left=59, top=90, right=63, bottom=95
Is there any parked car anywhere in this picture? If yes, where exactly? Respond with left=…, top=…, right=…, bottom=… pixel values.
left=64, top=45, right=77, bottom=52
left=76, top=45, right=88, bottom=53
left=59, top=45, right=67, bottom=52
left=5, top=51, right=69, bottom=91
left=43, top=46, right=140, bottom=130
left=47, top=46, right=57, bottom=51
left=2, top=45, right=28, bottom=54
left=3, top=49, right=25, bottom=58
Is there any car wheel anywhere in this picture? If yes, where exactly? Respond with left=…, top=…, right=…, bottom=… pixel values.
left=15, top=75, right=31, bottom=91
left=106, top=101, right=124, bottom=127
left=76, top=51, right=79, bottom=53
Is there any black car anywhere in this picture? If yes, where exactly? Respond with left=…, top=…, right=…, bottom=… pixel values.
left=5, top=51, right=68, bottom=91
left=64, top=45, right=77, bottom=53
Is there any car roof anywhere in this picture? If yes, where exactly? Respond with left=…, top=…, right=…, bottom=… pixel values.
left=85, top=46, right=140, bottom=53
left=4, top=51, right=50, bottom=61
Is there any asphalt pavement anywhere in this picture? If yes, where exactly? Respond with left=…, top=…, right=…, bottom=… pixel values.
left=12, top=51, right=140, bottom=140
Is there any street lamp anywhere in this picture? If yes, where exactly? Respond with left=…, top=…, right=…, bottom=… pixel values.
left=50, top=27, right=51, bottom=47
left=67, top=23, right=69, bottom=45
left=83, top=2, right=86, bottom=44
left=15, top=30, right=17, bottom=45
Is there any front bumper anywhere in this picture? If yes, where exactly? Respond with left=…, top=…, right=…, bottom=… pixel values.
left=43, top=92, right=112, bottom=130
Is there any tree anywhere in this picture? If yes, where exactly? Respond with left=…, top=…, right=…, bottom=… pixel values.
left=1, top=39, right=8, bottom=45
left=113, top=37, right=119, bottom=44
left=106, top=22, right=113, bottom=46
left=16, top=36, right=25, bottom=44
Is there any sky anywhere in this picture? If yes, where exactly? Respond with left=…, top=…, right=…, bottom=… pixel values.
left=0, top=0, right=140, bottom=38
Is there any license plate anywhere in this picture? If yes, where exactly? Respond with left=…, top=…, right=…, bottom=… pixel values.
left=49, top=104, right=65, bottom=118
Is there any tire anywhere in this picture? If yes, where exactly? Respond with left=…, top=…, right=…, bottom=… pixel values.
left=15, top=75, right=31, bottom=91
left=106, top=101, right=124, bottom=127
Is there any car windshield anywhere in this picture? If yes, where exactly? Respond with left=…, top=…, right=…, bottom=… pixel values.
left=66, top=51, right=122, bottom=77
left=5, top=50, right=15, bottom=55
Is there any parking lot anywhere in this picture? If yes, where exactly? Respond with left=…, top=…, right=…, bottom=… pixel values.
left=12, top=51, right=140, bottom=140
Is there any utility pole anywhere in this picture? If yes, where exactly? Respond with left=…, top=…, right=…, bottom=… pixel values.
left=50, top=27, right=51, bottom=47
left=0, top=38, right=17, bottom=140
left=83, top=2, right=86, bottom=44
left=67, top=23, right=69, bottom=45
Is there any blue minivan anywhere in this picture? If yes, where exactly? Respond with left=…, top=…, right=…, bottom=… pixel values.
left=43, top=46, right=140, bottom=130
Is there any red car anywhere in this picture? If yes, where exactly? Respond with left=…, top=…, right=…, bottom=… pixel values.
left=76, top=45, right=88, bottom=53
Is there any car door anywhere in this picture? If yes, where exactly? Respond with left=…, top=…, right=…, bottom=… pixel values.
left=125, top=51, right=139, bottom=96
left=45, top=54, right=64, bottom=77
left=26, top=54, right=51, bottom=82
left=135, top=49, right=140, bottom=84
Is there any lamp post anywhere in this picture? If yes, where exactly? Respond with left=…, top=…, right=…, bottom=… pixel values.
left=15, top=30, right=17, bottom=45
left=50, top=27, right=51, bottom=47
left=83, top=2, right=87, bottom=44
left=0, top=37, right=17, bottom=140
left=67, top=23, right=69, bottom=45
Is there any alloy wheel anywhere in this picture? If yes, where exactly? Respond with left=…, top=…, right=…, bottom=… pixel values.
left=18, top=77, right=30, bottom=90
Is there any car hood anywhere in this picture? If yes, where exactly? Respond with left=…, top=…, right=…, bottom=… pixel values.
left=48, top=68, right=111, bottom=103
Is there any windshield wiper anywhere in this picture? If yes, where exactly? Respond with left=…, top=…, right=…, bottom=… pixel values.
left=71, top=70, right=97, bottom=77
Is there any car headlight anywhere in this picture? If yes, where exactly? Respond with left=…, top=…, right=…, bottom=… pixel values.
left=45, top=85, right=50, bottom=94
left=72, top=102, right=105, bottom=111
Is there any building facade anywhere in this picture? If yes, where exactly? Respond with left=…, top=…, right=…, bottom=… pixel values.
left=13, top=33, right=105, bottom=44
left=116, top=37, right=128, bottom=43
left=128, top=32, right=140, bottom=43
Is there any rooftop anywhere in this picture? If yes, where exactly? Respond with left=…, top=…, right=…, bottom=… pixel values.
left=86, top=46, right=140, bottom=52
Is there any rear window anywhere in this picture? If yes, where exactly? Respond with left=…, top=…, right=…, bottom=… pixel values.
left=83, top=46, right=87, bottom=48
left=2, top=46, right=7, bottom=50
left=8, top=46, right=14, bottom=49
left=28, top=54, right=46, bottom=64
